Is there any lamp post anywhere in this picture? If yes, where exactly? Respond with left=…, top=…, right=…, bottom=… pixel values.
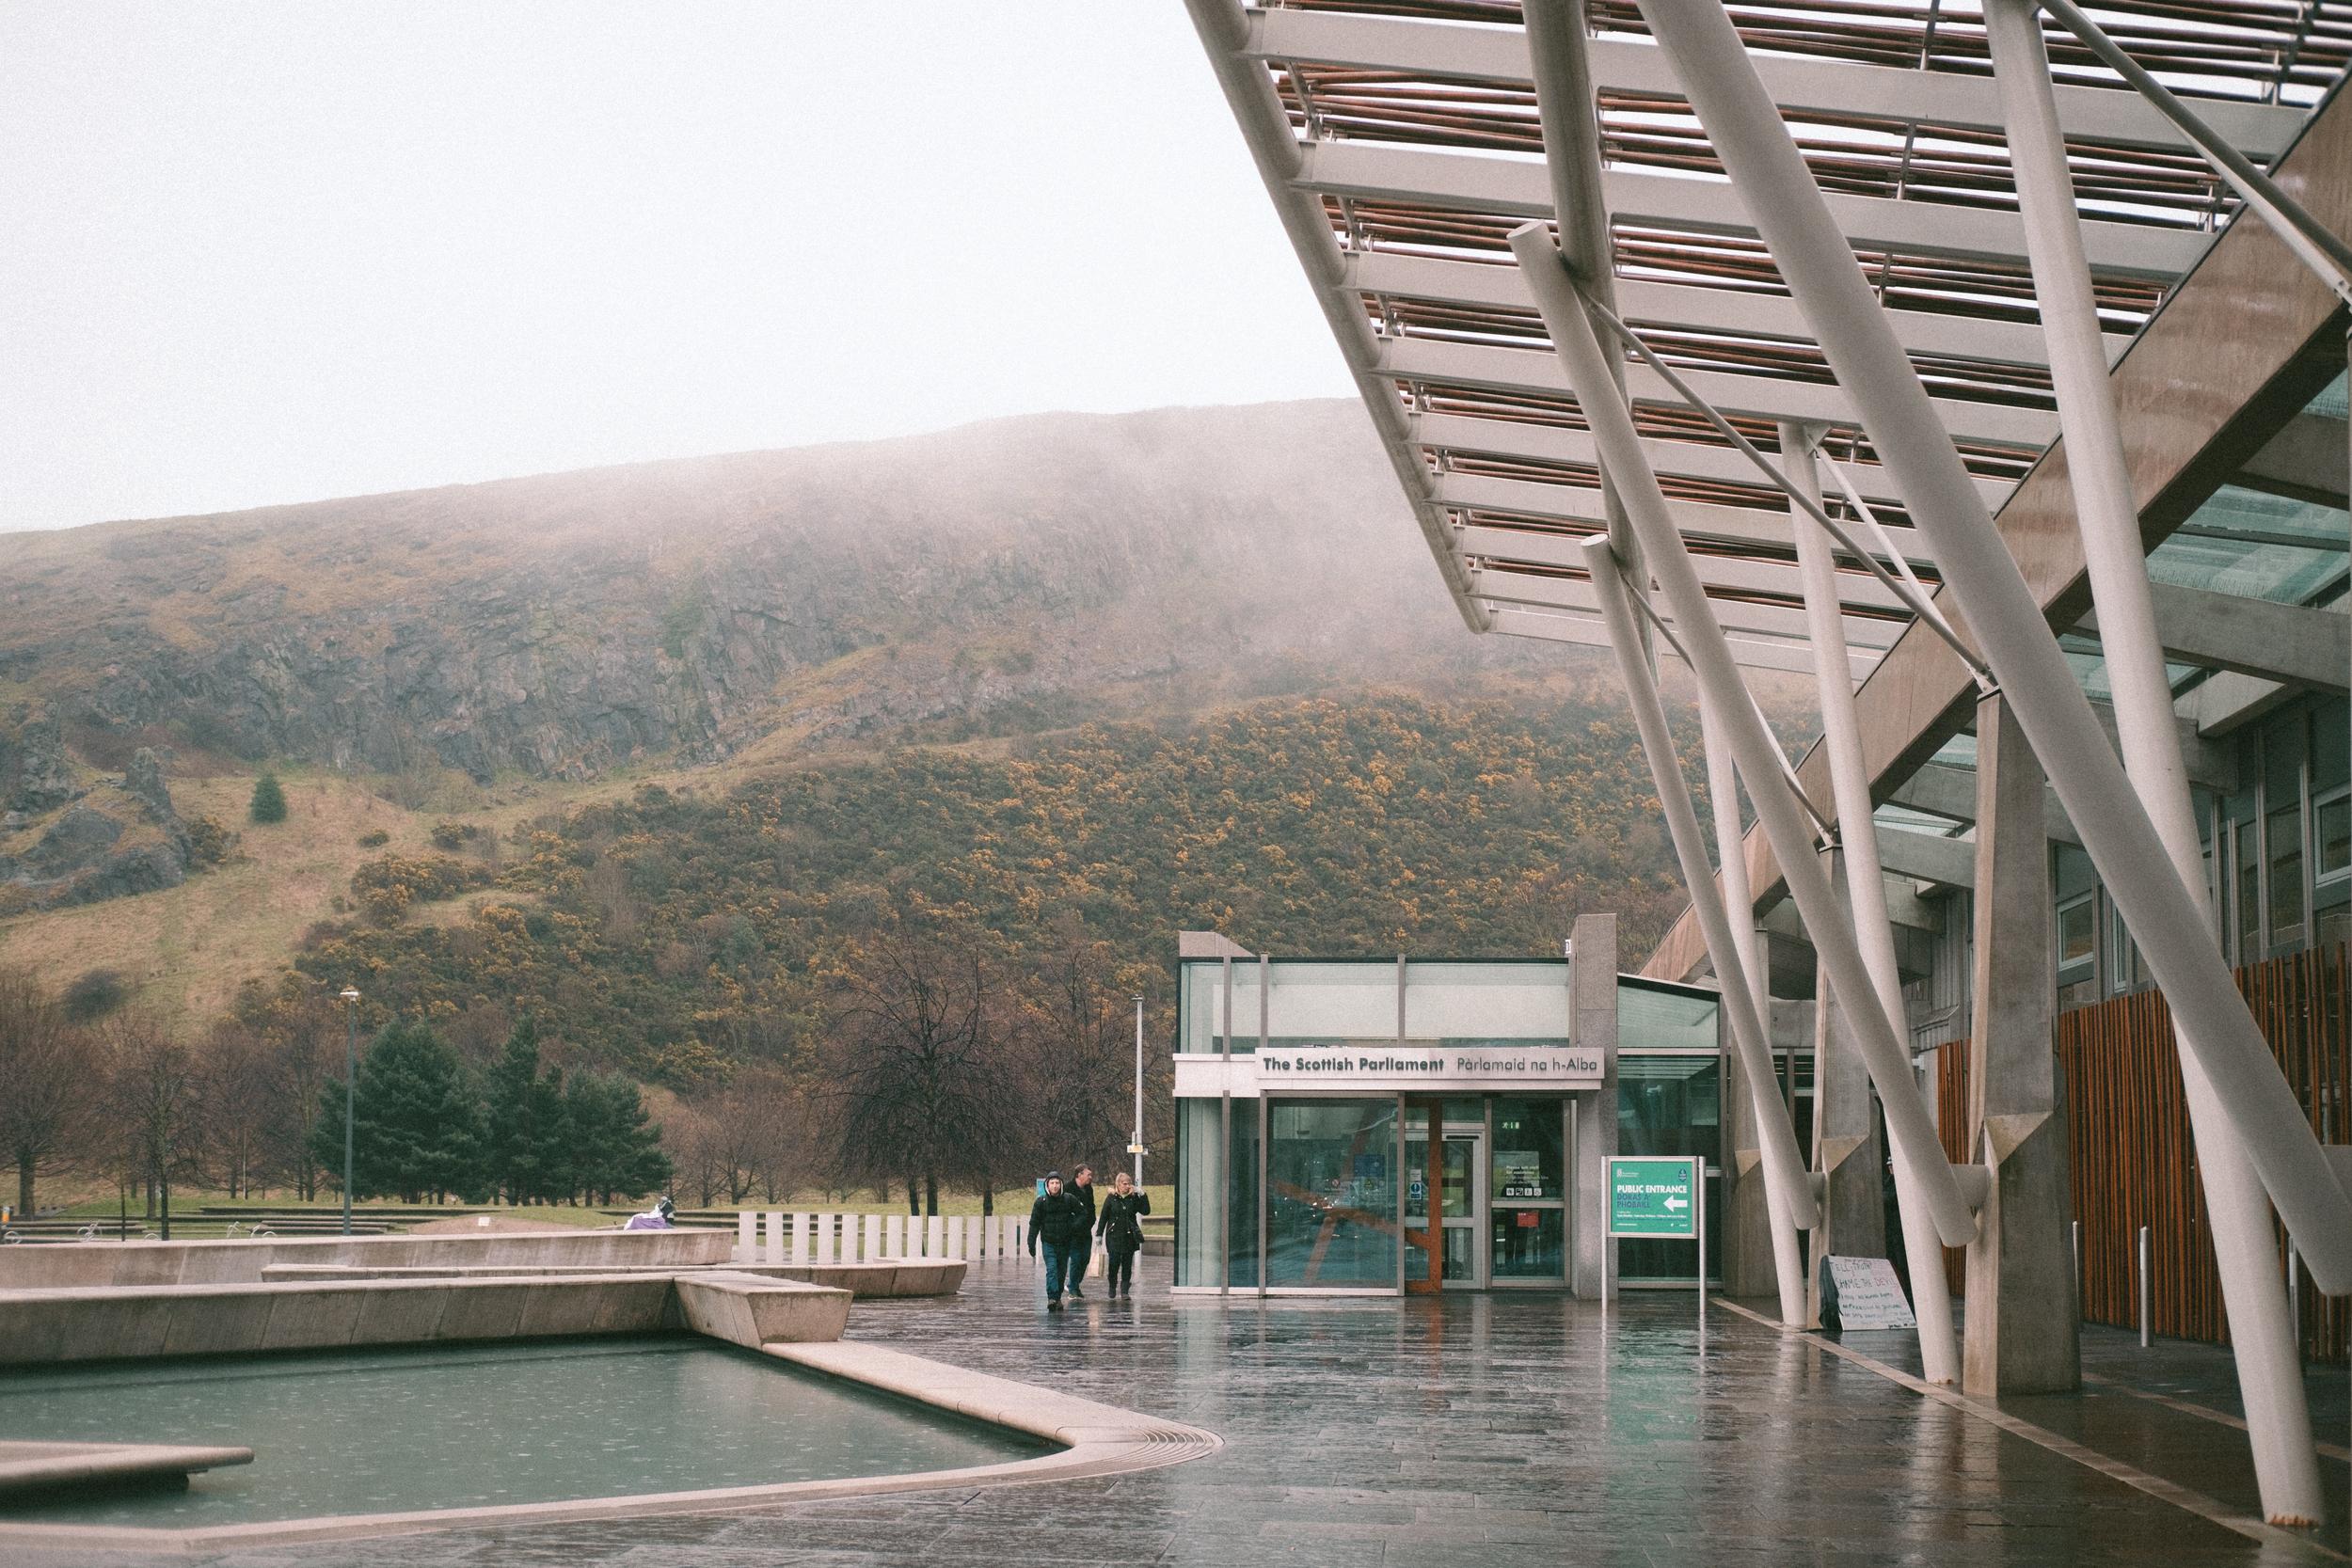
left=339, top=987, right=359, bottom=1236
left=1131, top=992, right=1146, bottom=1190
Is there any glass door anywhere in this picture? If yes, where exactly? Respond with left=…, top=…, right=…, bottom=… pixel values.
left=1489, top=1098, right=1566, bottom=1286
left=1440, top=1131, right=1483, bottom=1287
left=1402, top=1101, right=1440, bottom=1293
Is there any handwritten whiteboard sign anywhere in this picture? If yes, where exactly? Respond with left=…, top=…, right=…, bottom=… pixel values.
left=1821, top=1256, right=1916, bottom=1331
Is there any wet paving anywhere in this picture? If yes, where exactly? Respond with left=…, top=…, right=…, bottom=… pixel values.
left=14, top=1261, right=2345, bottom=1567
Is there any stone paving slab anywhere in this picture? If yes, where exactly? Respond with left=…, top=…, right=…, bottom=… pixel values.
left=5, top=1265, right=2339, bottom=1566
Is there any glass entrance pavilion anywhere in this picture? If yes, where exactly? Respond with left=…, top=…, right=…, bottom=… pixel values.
left=1172, top=933, right=1728, bottom=1296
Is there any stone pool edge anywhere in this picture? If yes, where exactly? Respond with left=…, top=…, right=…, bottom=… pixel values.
left=0, top=1339, right=1220, bottom=1555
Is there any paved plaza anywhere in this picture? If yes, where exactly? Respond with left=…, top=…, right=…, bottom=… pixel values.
left=15, top=1259, right=2351, bottom=1568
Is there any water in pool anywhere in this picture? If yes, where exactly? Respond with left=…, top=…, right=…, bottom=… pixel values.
left=0, top=1336, right=1043, bottom=1526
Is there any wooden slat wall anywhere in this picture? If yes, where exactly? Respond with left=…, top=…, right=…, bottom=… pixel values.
left=1936, top=1045, right=1971, bottom=1298
left=1931, top=942, right=2349, bottom=1363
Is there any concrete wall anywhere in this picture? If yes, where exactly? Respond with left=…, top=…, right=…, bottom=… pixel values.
left=0, top=1270, right=850, bottom=1366
left=0, top=1227, right=732, bottom=1290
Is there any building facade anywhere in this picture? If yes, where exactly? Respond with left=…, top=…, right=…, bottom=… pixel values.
left=1171, top=923, right=1728, bottom=1296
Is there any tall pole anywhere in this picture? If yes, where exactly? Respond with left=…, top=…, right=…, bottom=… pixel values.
left=1785, top=415, right=1959, bottom=1384
left=1133, top=991, right=1146, bottom=1189
left=1583, top=534, right=1817, bottom=1324
left=1629, top=0, right=2352, bottom=1287
left=1985, top=0, right=2323, bottom=1520
left=1510, top=223, right=1977, bottom=1257
left=340, top=986, right=359, bottom=1237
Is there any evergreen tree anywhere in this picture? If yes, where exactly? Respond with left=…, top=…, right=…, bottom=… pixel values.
left=310, top=1020, right=482, bottom=1202
left=482, top=1017, right=564, bottom=1203
left=562, top=1070, right=671, bottom=1205
left=248, top=773, right=288, bottom=824
left=521, top=1063, right=570, bottom=1203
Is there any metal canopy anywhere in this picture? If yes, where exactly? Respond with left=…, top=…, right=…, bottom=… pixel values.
left=1188, top=0, right=2347, bottom=682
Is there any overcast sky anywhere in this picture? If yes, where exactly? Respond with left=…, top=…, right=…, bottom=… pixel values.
left=0, top=4, right=1352, bottom=531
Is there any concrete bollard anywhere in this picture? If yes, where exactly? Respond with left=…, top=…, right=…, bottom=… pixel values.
left=763, top=1212, right=784, bottom=1267
left=948, top=1216, right=965, bottom=1259
left=737, top=1212, right=755, bottom=1264
left=887, top=1213, right=905, bottom=1259
left=2137, top=1224, right=2152, bottom=1348
left=864, top=1213, right=882, bottom=1263
left=792, top=1212, right=812, bottom=1266
left=926, top=1214, right=945, bottom=1259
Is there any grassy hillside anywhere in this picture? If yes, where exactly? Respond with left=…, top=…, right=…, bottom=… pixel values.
left=271, top=689, right=1692, bottom=1085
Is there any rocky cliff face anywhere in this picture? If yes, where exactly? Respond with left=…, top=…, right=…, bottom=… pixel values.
left=0, top=733, right=191, bottom=913
left=0, top=402, right=1553, bottom=785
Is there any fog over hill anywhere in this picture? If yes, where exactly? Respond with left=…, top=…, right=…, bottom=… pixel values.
left=0, top=400, right=1565, bottom=786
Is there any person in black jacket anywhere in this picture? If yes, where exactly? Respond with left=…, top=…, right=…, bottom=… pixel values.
left=1096, top=1171, right=1151, bottom=1298
left=1027, top=1171, right=1089, bottom=1310
left=1067, top=1164, right=1098, bottom=1298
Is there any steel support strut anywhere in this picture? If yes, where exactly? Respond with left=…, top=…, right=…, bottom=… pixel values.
left=1631, top=0, right=2352, bottom=1292
left=1507, top=225, right=1979, bottom=1267
left=1585, top=536, right=1816, bottom=1327
left=1785, top=418, right=1961, bottom=1381
left=1988, top=0, right=2325, bottom=1522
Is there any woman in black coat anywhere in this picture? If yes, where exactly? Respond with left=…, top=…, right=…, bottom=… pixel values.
left=1095, top=1171, right=1152, bottom=1298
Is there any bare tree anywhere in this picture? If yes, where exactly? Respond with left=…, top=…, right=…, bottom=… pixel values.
left=660, top=1101, right=724, bottom=1209
left=102, top=1015, right=203, bottom=1240
left=820, top=932, right=1022, bottom=1217
left=199, top=1021, right=276, bottom=1198
left=0, top=966, right=100, bottom=1216
left=1027, top=939, right=1151, bottom=1185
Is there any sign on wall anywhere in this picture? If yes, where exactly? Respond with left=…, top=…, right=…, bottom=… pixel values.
left=1253, top=1043, right=1603, bottom=1092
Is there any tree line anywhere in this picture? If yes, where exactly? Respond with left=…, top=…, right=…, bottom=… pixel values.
left=661, top=928, right=1153, bottom=1216
left=310, top=1015, right=670, bottom=1206
left=0, top=966, right=667, bottom=1225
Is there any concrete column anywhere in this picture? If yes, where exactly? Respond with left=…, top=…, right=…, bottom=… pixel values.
left=1809, top=847, right=1887, bottom=1327
left=1963, top=692, right=2081, bottom=1393
left=1719, top=1001, right=1770, bottom=1299
left=1986, top=0, right=2317, bottom=1515
left=1571, top=911, right=1619, bottom=1300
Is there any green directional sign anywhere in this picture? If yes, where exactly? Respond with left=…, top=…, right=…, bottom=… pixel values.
left=1607, top=1156, right=1700, bottom=1238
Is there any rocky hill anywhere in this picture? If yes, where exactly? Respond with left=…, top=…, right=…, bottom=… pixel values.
left=0, top=401, right=1557, bottom=790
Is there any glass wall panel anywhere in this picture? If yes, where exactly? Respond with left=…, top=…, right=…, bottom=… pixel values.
left=1492, top=1209, right=1564, bottom=1279
left=1403, top=962, right=1571, bottom=1041
left=1618, top=1056, right=1721, bottom=1164
left=1618, top=983, right=1720, bottom=1052
left=1178, top=961, right=1223, bottom=1053
left=1264, top=1099, right=1398, bottom=1289
left=1263, top=962, right=1401, bottom=1047
left=2234, top=816, right=2262, bottom=961
left=1491, top=1099, right=1565, bottom=1200
left=1174, top=1098, right=1223, bottom=1287
left=1228, top=1099, right=1259, bottom=1289
left=1616, top=1173, right=1721, bottom=1284
left=2268, top=713, right=2308, bottom=945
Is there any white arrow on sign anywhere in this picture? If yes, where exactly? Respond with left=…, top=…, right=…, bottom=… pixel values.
left=1664, top=1196, right=1689, bottom=1211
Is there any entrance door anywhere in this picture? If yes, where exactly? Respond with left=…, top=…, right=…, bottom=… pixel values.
left=1439, top=1131, right=1483, bottom=1288
left=1403, top=1101, right=1487, bottom=1291
left=1403, top=1101, right=1440, bottom=1293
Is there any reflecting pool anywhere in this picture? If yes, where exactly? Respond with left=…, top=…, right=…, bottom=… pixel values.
left=0, top=1336, right=1042, bottom=1526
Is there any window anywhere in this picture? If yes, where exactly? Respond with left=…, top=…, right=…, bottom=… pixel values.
left=2235, top=817, right=2263, bottom=962
left=2107, top=901, right=2148, bottom=995
left=1263, top=1099, right=1396, bottom=1289
left=2321, top=791, right=2351, bottom=883
left=2057, top=892, right=2096, bottom=1000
